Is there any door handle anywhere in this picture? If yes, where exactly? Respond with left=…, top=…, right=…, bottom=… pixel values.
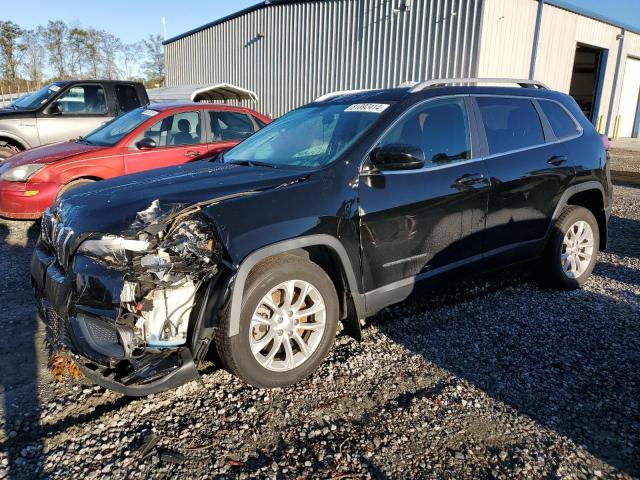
left=184, top=150, right=202, bottom=158
left=547, top=155, right=568, bottom=166
left=454, top=173, right=487, bottom=187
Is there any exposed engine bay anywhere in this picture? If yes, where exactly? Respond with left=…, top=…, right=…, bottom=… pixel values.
left=75, top=201, right=224, bottom=359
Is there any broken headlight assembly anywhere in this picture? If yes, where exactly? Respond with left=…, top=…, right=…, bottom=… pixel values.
left=76, top=235, right=151, bottom=265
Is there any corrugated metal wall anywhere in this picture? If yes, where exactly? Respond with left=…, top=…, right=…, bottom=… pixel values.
left=478, top=0, right=640, bottom=137
left=165, top=0, right=484, bottom=117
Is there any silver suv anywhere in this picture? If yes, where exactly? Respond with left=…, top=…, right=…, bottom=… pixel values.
left=0, top=80, right=149, bottom=162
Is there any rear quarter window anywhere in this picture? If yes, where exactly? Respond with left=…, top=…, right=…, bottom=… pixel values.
left=539, top=100, right=581, bottom=139
left=476, top=97, right=545, bottom=155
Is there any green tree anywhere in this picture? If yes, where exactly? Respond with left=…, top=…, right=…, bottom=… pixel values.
left=142, top=34, right=165, bottom=86
left=0, top=21, right=26, bottom=83
left=43, top=20, right=68, bottom=79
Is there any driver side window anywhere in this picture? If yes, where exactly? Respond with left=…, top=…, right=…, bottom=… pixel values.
left=139, top=111, right=203, bottom=147
left=57, top=85, right=107, bottom=115
left=380, top=98, right=471, bottom=167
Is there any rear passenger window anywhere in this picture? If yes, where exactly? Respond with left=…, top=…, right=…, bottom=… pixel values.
left=477, top=97, right=545, bottom=155
left=209, top=112, right=257, bottom=141
left=539, top=100, right=580, bottom=139
left=379, top=98, right=471, bottom=167
left=115, top=85, right=140, bottom=113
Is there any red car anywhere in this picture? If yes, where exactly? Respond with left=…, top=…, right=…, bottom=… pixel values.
left=0, top=103, right=270, bottom=219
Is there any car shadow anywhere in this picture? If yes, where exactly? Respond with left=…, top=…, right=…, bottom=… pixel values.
left=368, top=215, right=640, bottom=476
left=0, top=221, right=43, bottom=479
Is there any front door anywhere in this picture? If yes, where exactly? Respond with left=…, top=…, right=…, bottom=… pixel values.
left=123, top=110, right=208, bottom=174
left=37, top=84, right=111, bottom=145
left=359, top=97, right=490, bottom=301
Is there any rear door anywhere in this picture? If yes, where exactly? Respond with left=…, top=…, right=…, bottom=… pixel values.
left=205, top=110, right=262, bottom=157
left=358, top=96, right=490, bottom=297
left=123, top=109, right=208, bottom=174
left=473, top=95, right=575, bottom=255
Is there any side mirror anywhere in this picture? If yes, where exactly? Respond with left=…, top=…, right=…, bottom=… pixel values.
left=47, top=101, right=62, bottom=116
left=369, top=144, right=425, bottom=171
left=136, top=137, right=157, bottom=150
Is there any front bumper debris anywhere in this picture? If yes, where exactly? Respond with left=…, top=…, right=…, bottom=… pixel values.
left=31, top=240, right=201, bottom=396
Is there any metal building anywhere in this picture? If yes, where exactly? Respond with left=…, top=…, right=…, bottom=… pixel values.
left=164, top=0, right=640, bottom=138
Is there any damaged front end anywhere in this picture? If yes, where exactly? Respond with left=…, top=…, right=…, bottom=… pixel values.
left=32, top=200, right=231, bottom=396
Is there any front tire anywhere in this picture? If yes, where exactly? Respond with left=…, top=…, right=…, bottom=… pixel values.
left=0, top=144, right=19, bottom=165
left=542, top=206, right=599, bottom=290
left=56, top=179, right=96, bottom=201
left=215, top=254, right=339, bottom=388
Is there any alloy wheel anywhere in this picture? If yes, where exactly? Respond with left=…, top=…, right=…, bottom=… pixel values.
left=561, top=220, right=594, bottom=279
left=249, top=279, right=327, bottom=372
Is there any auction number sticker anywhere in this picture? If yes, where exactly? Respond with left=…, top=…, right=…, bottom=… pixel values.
left=345, top=103, right=389, bottom=114
left=142, top=109, right=159, bottom=117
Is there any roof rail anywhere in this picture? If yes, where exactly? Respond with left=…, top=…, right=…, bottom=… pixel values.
left=409, top=78, right=549, bottom=93
left=314, top=89, right=369, bottom=102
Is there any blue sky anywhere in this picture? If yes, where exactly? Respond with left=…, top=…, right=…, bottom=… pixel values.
left=3, top=0, right=639, bottom=44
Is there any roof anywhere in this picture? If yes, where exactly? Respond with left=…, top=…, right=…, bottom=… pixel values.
left=141, top=102, right=259, bottom=112
left=147, top=83, right=258, bottom=103
left=163, top=0, right=640, bottom=46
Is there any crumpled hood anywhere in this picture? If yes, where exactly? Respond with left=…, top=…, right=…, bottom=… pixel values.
left=1, top=141, right=104, bottom=170
left=55, top=161, right=311, bottom=235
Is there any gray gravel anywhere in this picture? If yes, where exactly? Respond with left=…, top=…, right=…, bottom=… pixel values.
left=0, top=181, right=639, bottom=479
left=611, top=144, right=640, bottom=174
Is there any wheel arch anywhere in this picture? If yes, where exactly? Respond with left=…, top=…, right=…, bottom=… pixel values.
left=551, top=181, right=608, bottom=249
left=0, top=132, right=28, bottom=151
left=228, top=235, right=365, bottom=339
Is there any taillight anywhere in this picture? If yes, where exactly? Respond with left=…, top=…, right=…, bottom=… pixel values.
left=600, top=134, right=610, bottom=151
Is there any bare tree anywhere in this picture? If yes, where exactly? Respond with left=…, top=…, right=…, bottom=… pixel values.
left=142, top=34, right=165, bottom=86
left=0, top=21, right=26, bottom=84
left=20, top=28, right=46, bottom=87
left=43, top=20, right=68, bottom=79
left=120, top=41, right=144, bottom=80
left=101, top=32, right=122, bottom=79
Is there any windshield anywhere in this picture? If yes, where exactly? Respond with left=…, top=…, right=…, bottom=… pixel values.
left=83, top=107, right=158, bottom=146
left=12, top=83, right=65, bottom=110
left=223, top=103, right=389, bottom=168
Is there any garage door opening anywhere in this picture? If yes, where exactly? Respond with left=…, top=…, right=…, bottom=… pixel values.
left=569, top=44, right=607, bottom=123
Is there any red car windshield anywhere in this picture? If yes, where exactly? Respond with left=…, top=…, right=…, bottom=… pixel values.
left=83, top=107, right=159, bottom=146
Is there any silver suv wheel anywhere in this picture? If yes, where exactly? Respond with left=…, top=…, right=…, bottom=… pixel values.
left=561, top=220, right=594, bottom=279
left=249, top=279, right=327, bottom=372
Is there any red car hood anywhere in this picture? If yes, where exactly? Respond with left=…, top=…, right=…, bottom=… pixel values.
left=4, top=141, right=106, bottom=168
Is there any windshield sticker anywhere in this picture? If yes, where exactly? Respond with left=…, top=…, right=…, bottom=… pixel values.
left=142, top=109, right=159, bottom=117
left=49, top=85, right=61, bottom=92
left=345, top=103, right=389, bottom=114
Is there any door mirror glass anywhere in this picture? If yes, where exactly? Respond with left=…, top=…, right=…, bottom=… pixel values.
left=136, top=137, right=157, bottom=150
left=370, top=144, right=425, bottom=171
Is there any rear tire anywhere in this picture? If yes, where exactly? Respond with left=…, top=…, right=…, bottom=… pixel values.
left=542, top=206, right=599, bottom=290
left=215, top=254, right=339, bottom=388
left=56, top=179, right=96, bottom=201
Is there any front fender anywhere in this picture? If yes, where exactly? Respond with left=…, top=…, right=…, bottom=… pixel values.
left=227, top=234, right=365, bottom=337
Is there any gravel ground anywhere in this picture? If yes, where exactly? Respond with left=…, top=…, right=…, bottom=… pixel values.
left=610, top=146, right=640, bottom=174
left=0, top=181, right=638, bottom=479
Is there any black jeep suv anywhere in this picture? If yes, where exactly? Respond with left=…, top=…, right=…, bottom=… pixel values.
left=31, top=78, right=612, bottom=395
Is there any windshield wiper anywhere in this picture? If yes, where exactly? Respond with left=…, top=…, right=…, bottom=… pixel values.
left=75, top=136, right=92, bottom=145
left=227, top=160, right=277, bottom=169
